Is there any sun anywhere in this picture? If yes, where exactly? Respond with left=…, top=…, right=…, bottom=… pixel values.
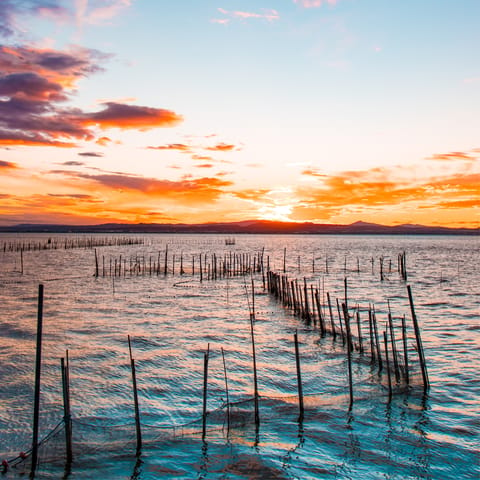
left=258, top=204, right=294, bottom=222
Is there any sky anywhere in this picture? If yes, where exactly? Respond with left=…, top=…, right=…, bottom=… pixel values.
left=0, top=0, right=479, bottom=227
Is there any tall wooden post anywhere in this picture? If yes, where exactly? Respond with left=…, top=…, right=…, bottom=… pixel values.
left=294, top=331, right=304, bottom=421
left=61, top=355, right=73, bottom=467
left=128, top=336, right=142, bottom=455
left=31, top=284, right=44, bottom=478
left=407, top=285, right=429, bottom=391
left=250, top=315, right=260, bottom=426
left=202, top=344, right=210, bottom=440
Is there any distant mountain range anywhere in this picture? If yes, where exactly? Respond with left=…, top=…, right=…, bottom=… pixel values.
left=0, top=220, right=478, bottom=235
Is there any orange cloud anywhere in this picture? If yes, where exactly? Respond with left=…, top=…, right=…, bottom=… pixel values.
left=51, top=169, right=233, bottom=204
left=205, top=143, right=236, bottom=152
left=0, top=130, right=77, bottom=147
left=96, top=136, right=112, bottom=146
left=0, top=160, right=19, bottom=169
left=233, top=188, right=271, bottom=201
left=80, top=103, right=183, bottom=130
left=292, top=166, right=480, bottom=225
left=427, top=150, right=478, bottom=162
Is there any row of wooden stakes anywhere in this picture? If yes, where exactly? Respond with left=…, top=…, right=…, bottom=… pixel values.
left=266, top=271, right=429, bottom=408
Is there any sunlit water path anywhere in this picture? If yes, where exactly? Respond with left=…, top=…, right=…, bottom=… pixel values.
left=0, top=234, right=478, bottom=479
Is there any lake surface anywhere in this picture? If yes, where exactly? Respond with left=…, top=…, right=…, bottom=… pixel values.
left=0, top=233, right=478, bottom=479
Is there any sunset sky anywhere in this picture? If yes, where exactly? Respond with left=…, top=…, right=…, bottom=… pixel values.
left=0, top=0, right=479, bottom=227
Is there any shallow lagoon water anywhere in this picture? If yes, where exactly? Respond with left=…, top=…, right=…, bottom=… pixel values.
left=0, top=233, right=478, bottom=479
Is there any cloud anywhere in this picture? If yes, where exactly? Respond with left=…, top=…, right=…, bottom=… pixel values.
left=96, top=136, right=111, bottom=146
left=61, top=160, right=85, bottom=166
left=0, top=0, right=68, bottom=37
left=0, top=129, right=77, bottom=147
left=0, top=72, right=65, bottom=100
left=80, top=102, right=183, bottom=130
left=205, top=143, right=236, bottom=152
left=0, top=160, right=18, bottom=169
left=0, top=45, right=109, bottom=87
left=292, top=166, right=480, bottom=221
left=214, top=8, right=279, bottom=23
left=427, top=150, right=478, bottom=162
left=148, top=143, right=191, bottom=152
left=0, top=45, right=183, bottom=147
left=48, top=193, right=100, bottom=201
left=293, top=0, right=338, bottom=8
left=55, top=169, right=233, bottom=203
left=195, top=163, right=214, bottom=169
left=232, top=188, right=271, bottom=201
left=75, top=0, right=133, bottom=28
left=78, top=151, right=104, bottom=157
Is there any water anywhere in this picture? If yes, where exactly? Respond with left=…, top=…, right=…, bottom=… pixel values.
left=0, top=234, right=478, bottom=479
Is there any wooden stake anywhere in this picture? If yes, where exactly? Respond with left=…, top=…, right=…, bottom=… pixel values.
left=61, top=355, right=72, bottom=466
left=372, top=307, right=382, bottom=371
left=342, top=303, right=353, bottom=411
left=128, top=336, right=142, bottom=455
left=401, top=315, right=409, bottom=384
left=250, top=315, right=260, bottom=426
left=294, top=331, right=304, bottom=421
left=387, top=308, right=400, bottom=382
left=221, top=348, right=230, bottom=432
left=327, top=292, right=336, bottom=340
left=383, top=331, right=392, bottom=402
left=407, top=285, right=429, bottom=391
left=94, top=249, right=99, bottom=277
left=31, top=284, right=44, bottom=478
left=356, top=307, right=363, bottom=353
left=202, top=344, right=210, bottom=440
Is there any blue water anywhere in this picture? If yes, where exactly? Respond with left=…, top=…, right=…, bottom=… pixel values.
left=0, top=234, right=478, bottom=479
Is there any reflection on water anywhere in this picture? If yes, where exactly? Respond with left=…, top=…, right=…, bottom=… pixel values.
left=0, top=233, right=478, bottom=479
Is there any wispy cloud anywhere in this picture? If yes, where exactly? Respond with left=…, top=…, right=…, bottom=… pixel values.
left=293, top=0, right=339, bottom=8
left=427, top=150, right=478, bottom=162
left=0, top=0, right=68, bottom=38
left=75, top=0, right=133, bottom=28
left=205, top=143, right=236, bottom=152
left=78, top=151, right=104, bottom=157
left=213, top=7, right=279, bottom=24
left=148, top=143, right=192, bottom=152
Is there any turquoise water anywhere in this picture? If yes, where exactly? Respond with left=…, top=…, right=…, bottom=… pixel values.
left=0, top=234, right=478, bottom=479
